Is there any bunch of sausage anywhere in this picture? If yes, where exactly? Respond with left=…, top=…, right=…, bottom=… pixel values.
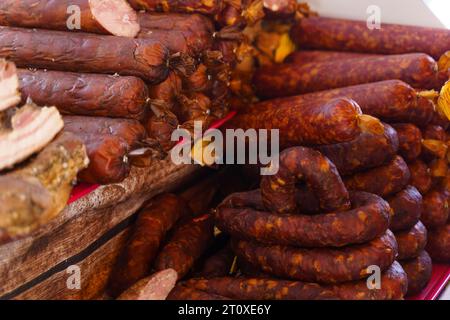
left=101, top=12, right=450, bottom=301
left=0, top=0, right=266, bottom=185
left=219, top=16, right=450, bottom=299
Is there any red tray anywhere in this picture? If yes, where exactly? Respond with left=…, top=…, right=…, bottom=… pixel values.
left=67, top=111, right=238, bottom=205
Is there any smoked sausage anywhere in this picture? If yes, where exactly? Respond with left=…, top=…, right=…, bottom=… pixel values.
left=182, top=262, right=407, bottom=300
left=108, top=194, right=190, bottom=297
left=233, top=231, right=398, bottom=284
left=316, top=123, right=399, bottom=176
left=117, top=269, right=178, bottom=300
left=228, top=98, right=370, bottom=148
left=63, top=116, right=147, bottom=149
left=167, top=285, right=231, bottom=300
left=148, top=72, right=182, bottom=106
left=423, top=125, right=446, bottom=141
left=401, top=251, right=433, bottom=297
left=72, top=133, right=131, bottom=184
left=0, top=27, right=171, bottom=84
left=388, top=186, right=423, bottom=232
left=216, top=191, right=390, bottom=248
left=18, top=69, right=149, bottom=120
left=422, top=190, right=449, bottom=229
left=128, top=0, right=224, bottom=15
left=0, top=0, right=140, bottom=38
left=426, top=223, right=450, bottom=263
left=408, top=160, right=432, bottom=195
left=145, top=103, right=179, bottom=152
left=395, top=221, right=428, bottom=260
left=184, top=64, right=211, bottom=93
left=137, top=11, right=215, bottom=57
left=194, top=244, right=235, bottom=279
left=137, top=12, right=214, bottom=36
left=285, top=50, right=379, bottom=65
left=253, top=53, right=443, bottom=99
left=154, top=214, right=215, bottom=279
left=290, top=16, right=450, bottom=60
left=391, top=124, right=423, bottom=162
left=344, top=156, right=411, bottom=197
left=248, top=80, right=435, bottom=126
left=137, top=28, right=213, bottom=57
left=260, top=147, right=351, bottom=214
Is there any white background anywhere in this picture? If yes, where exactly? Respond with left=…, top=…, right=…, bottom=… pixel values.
left=306, top=0, right=449, bottom=28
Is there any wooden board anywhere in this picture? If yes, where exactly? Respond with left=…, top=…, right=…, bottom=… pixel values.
left=0, top=157, right=202, bottom=299
left=14, top=228, right=131, bottom=300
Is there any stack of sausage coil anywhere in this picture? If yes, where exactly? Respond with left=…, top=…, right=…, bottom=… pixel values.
left=167, top=147, right=408, bottom=300
left=0, top=0, right=266, bottom=184
left=226, top=15, right=450, bottom=298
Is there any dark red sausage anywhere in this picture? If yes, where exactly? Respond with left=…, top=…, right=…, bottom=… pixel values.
left=395, top=221, right=428, bottom=260
left=175, top=92, right=213, bottom=124
left=137, top=12, right=215, bottom=35
left=194, top=244, right=235, bottom=279
left=408, top=160, right=432, bottom=195
left=167, top=285, right=231, bottom=300
left=217, top=191, right=390, bottom=248
left=422, top=190, right=449, bottom=229
left=183, top=64, right=211, bottom=93
left=116, top=269, right=178, bottom=300
left=261, top=147, right=350, bottom=214
left=388, top=186, right=423, bottom=232
left=108, top=194, right=190, bottom=297
left=0, top=27, right=171, bottom=84
left=344, top=156, right=411, bottom=197
left=148, top=72, right=182, bottom=106
left=401, top=251, right=433, bottom=297
left=430, top=110, right=450, bottom=131
left=316, top=123, right=399, bottom=176
left=228, top=98, right=367, bottom=148
left=145, top=103, right=179, bottom=152
left=248, top=80, right=435, bottom=126
left=63, top=116, right=147, bottom=149
left=253, top=54, right=442, bottom=99
left=423, top=125, right=446, bottom=141
left=137, top=27, right=213, bottom=57
left=234, top=231, right=398, bottom=284
left=138, top=12, right=214, bottom=57
left=182, top=262, right=407, bottom=300
left=290, top=17, right=450, bottom=60
left=285, top=50, right=379, bottom=65
left=70, top=133, right=130, bottom=184
left=213, top=39, right=240, bottom=66
left=128, top=0, right=224, bottom=15
left=0, top=0, right=140, bottom=38
left=18, top=69, right=149, bottom=120
left=391, top=124, right=423, bottom=162
left=154, top=214, right=215, bottom=279
left=426, top=223, right=450, bottom=263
